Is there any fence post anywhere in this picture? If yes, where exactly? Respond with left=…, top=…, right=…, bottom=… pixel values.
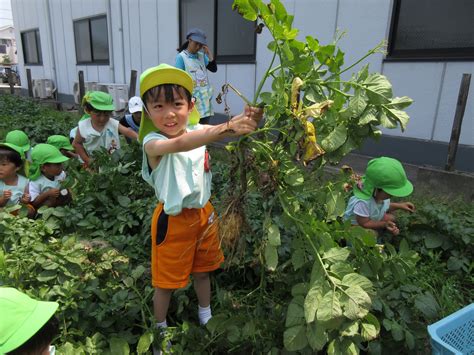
left=128, top=70, right=137, bottom=99
left=6, top=68, right=14, bottom=94
left=445, top=73, right=471, bottom=171
left=26, top=68, right=33, bottom=97
left=78, top=71, right=85, bottom=115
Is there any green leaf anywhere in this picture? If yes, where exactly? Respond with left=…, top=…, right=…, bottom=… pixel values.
left=342, top=285, right=371, bottom=320
left=232, top=0, right=258, bottom=21
left=307, top=321, right=328, bottom=350
left=291, top=283, right=309, bottom=297
left=310, top=260, right=325, bottom=286
left=391, top=321, right=404, bottom=341
left=384, top=107, right=410, bottom=132
left=385, top=96, right=413, bottom=110
left=306, top=36, right=320, bottom=52
left=284, top=170, right=304, bottom=186
left=286, top=296, right=305, bottom=327
left=321, top=125, right=348, bottom=152
left=330, top=262, right=353, bottom=278
left=109, top=337, right=130, bottom=355
left=358, top=107, right=378, bottom=126
left=361, top=322, right=377, bottom=341
left=304, top=285, right=323, bottom=323
left=424, top=233, right=444, bottom=248
left=37, top=270, right=57, bottom=282
left=325, top=190, right=346, bottom=221
left=379, top=111, right=398, bottom=129
left=341, top=320, right=359, bottom=337
left=136, top=331, right=153, bottom=354
left=283, top=325, right=308, bottom=351
left=447, top=256, right=464, bottom=271
left=267, top=223, right=281, bottom=246
left=317, top=290, right=342, bottom=321
left=117, top=195, right=131, bottom=207
left=264, top=244, right=278, bottom=271
left=341, top=273, right=373, bottom=294
left=282, top=41, right=294, bottom=61
left=322, top=247, right=350, bottom=263
left=414, top=292, right=440, bottom=319
left=405, top=330, right=415, bottom=350
left=348, top=90, right=367, bottom=117
left=363, top=74, right=392, bottom=104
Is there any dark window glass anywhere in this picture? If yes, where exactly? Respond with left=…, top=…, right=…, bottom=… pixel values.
left=21, top=29, right=42, bottom=64
left=388, top=0, right=474, bottom=59
left=73, top=15, right=109, bottom=64
left=0, top=44, right=6, bottom=54
left=179, top=0, right=256, bottom=63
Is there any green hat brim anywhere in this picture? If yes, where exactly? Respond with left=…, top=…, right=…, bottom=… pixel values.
left=383, top=179, right=413, bottom=197
left=0, top=143, right=25, bottom=159
left=90, top=103, right=115, bottom=111
left=0, top=290, right=58, bottom=353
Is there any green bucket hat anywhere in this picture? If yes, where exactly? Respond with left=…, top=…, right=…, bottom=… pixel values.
left=0, top=287, right=58, bottom=354
left=0, top=142, right=25, bottom=159
left=29, top=143, right=69, bottom=180
left=5, top=130, right=30, bottom=153
left=47, top=135, right=74, bottom=151
left=138, top=63, right=200, bottom=142
left=353, top=157, right=413, bottom=200
left=82, top=91, right=115, bottom=112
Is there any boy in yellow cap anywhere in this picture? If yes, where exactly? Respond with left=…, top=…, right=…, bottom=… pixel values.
left=0, top=287, right=59, bottom=355
left=72, top=91, right=137, bottom=167
left=344, top=156, right=415, bottom=238
left=139, top=64, right=263, bottom=344
left=29, top=143, right=71, bottom=209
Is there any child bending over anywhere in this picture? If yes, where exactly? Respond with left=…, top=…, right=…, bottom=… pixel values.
left=139, top=64, right=263, bottom=349
left=47, top=134, right=78, bottom=159
left=29, top=144, right=71, bottom=209
left=344, top=157, right=415, bottom=237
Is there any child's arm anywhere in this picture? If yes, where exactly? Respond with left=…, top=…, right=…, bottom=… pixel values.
left=145, top=106, right=262, bottom=157
left=0, top=190, right=11, bottom=207
left=72, top=128, right=91, bottom=165
left=118, top=123, right=138, bottom=140
left=20, top=185, right=30, bottom=205
left=388, top=202, right=415, bottom=213
left=31, top=189, right=60, bottom=209
left=356, top=215, right=400, bottom=236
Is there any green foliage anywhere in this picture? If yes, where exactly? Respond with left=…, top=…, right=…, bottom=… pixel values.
left=0, top=94, right=79, bottom=143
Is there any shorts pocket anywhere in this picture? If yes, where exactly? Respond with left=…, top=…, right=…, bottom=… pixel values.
left=156, top=210, right=169, bottom=246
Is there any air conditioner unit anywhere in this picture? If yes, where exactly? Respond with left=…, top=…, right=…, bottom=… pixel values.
left=32, top=79, right=55, bottom=99
left=73, top=81, right=98, bottom=104
left=98, top=83, right=129, bottom=111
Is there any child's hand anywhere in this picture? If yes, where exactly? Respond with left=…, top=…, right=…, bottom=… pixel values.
left=400, top=202, right=415, bottom=213
left=21, top=193, right=30, bottom=204
left=385, top=221, right=400, bottom=236
left=48, top=188, right=61, bottom=198
left=245, top=105, right=264, bottom=124
left=226, top=112, right=259, bottom=136
left=3, top=190, right=12, bottom=200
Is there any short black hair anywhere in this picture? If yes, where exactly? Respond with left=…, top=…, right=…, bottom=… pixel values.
left=143, top=84, right=192, bottom=109
left=0, top=147, right=23, bottom=167
left=7, top=316, right=59, bottom=355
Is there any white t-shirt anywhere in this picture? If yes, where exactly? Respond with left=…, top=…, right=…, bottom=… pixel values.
left=29, top=171, right=66, bottom=201
left=343, top=195, right=390, bottom=225
left=78, top=118, right=120, bottom=155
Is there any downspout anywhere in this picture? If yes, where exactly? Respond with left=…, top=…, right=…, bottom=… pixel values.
left=119, top=0, right=126, bottom=85
left=107, top=0, right=116, bottom=82
left=45, top=0, right=58, bottom=92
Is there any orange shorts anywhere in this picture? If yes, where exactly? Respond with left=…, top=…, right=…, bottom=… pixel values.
left=151, top=201, right=224, bottom=289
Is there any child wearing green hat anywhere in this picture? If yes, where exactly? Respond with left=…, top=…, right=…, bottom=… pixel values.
left=47, top=135, right=78, bottom=159
left=0, top=143, right=31, bottom=212
left=5, top=129, right=32, bottom=177
left=29, top=144, right=71, bottom=209
left=139, top=63, right=263, bottom=346
left=72, top=91, right=138, bottom=167
left=344, top=156, right=415, bottom=237
left=0, top=287, right=59, bottom=355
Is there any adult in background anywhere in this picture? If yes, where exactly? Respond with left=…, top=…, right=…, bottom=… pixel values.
left=176, top=28, right=217, bottom=125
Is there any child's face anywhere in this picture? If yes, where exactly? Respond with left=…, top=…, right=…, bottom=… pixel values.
left=188, top=39, right=203, bottom=53
left=0, top=159, right=19, bottom=180
left=145, top=88, right=194, bottom=138
left=132, top=112, right=142, bottom=124
left=374, top=189, right=391, bottom=200
left=41, top=163, right=63, bottom=179
left=90, top=110, right=111, bottom=131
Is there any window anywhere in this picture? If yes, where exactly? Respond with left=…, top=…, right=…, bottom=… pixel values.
left=388, top=0, right=474, bottom=60
left=0, top=45, right=6, bottom=54
left=73, top=15, right=109, bottom=64
left=21, top=29, right=42, bottom=64
left=180, top=0, right=256, bottom=63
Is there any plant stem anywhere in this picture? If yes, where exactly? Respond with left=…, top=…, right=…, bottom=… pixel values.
left=253, top=50, right=278, bottom=104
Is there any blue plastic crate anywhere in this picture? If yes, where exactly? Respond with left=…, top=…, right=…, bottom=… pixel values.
left=428, top=303, right=474, bottom=355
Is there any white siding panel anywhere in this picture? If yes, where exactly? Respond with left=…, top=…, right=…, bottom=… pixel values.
left=139, top=0, right=159, bottom=71
left=157, top=0, right=179, bottom=66
left=224, top=65, right=256, bottom=117
left=337, top=0, right=390, bottom=75
left=61, top=0, right=78, bottom=94
left=208, top=65, right=227, bottom=115
left=382, top=62, right=445, bottom=140
left=126, top=0, right=142, bottom=74
left=70, top=0, right=83, bottom=19
left=293, top=0, right=338, bottom=44
left=110, top=0, right=125, bottom=84
left=433, top=63, right=474, bottom=145
left=49, top=0, right=67, bottom=94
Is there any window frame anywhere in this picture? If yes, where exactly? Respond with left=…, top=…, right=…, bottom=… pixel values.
left=387, top=0, right=474, bottom=61
left=73, top=14, right=110, bottom=65
left=179, top=0, right=257, bottom=64
left=20, top=28, right=42, bottom=65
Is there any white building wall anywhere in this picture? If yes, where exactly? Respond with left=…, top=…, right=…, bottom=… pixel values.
left=10, top=0, right=474, bottom=146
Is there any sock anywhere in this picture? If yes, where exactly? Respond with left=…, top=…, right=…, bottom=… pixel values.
left=156, top=320, right=167, bottom=330
left=198, top=305, right=212, bottom=325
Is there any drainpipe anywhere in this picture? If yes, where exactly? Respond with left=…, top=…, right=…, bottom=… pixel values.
left=45, top=0, right=58, bottom=92
left=107, top=0, right=116, bottom=83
